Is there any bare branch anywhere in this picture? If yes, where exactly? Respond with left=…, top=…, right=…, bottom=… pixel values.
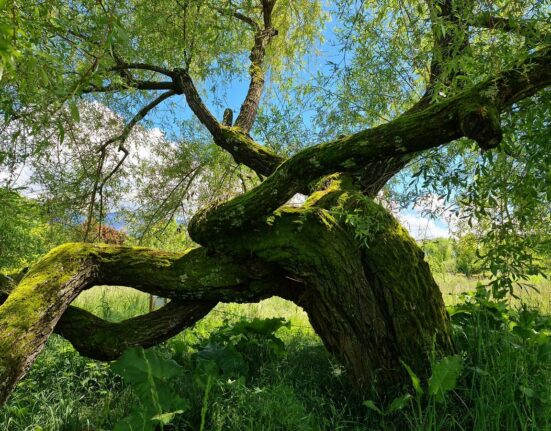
left=84, top=91, right=176, bottom=241
left=234, top=0, right=279, bottom=132
left=58, top=300, right=215, bottom=361
left=109, top=62, right=175, bottom=77
left=214, top=5, right=260, bottom=31
left=81, top=80, right=175, bottom=93
left=106, top=90, right=177, bottom=145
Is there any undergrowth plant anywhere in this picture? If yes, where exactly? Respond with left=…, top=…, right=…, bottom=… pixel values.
left=2, top=285, right=551, bottom=431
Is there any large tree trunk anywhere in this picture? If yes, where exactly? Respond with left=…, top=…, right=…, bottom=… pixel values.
left=0, top=181, right=453, bottom=405
left=230, top=177, right=454, bottom=396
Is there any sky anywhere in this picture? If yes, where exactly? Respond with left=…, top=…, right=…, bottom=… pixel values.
left=139, top=9, right=453, bottom=240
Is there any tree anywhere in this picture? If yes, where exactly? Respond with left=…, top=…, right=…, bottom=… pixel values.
left=0, top=0, right=549, bottom=404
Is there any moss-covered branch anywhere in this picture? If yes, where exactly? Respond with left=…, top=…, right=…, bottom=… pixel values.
left=189, top=47, right=550, bottom=245
left=0, top=243, right=295, bottom=405
left=57, top=300, right=215, bottom=361
left=1, top=281, right=215, bottom=361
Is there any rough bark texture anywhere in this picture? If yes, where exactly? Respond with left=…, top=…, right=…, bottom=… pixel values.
left=223, top=176, right=454, bottom=395
left=0, top=244, right=296, bottom=404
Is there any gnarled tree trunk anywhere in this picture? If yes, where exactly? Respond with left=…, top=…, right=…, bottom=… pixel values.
left=0, top=176, right=453, bottom=404
left=0, top=44, right=548, bottom=405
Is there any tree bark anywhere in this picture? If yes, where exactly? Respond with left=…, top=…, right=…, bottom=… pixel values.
left=0, top=185, right=452, bottom=403
left=224, top=176, right=453, bottom=396
left=0, top=244, right=295, bottom=405
left=0, top=46, right=548, bottom=406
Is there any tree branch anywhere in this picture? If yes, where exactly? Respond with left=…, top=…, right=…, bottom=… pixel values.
left=213, top=5, right=260, bottom=31
left=0, top=243, right=295, bottom=404
left=57, top=300, right=216, bottom=360
left=107, top=90, right=177, bottom=145
left=81, top=80, right=175, bottom=93
left=188, top=47, right=551, bottom=245
left=84, top=91, right=177, bottom=241
left=420, top=0, right=472, bottom=102
left=234, top=0, right=279, bottom=133
left=172, top=69, right=222, bottom=137
left=109, top=62, right=175, bottom=77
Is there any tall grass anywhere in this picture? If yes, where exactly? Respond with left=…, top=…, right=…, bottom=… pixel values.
left=1, top=275, right=550, bottom=430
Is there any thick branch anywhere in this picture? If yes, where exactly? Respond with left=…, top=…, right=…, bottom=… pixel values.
left=82, top=80, right=175, bottom=93
left=189, top=47, right=551, bottom=245
left=0, top=243, right=294, bottom=404
left=172, top=69, right=222, bottom=137
left=57, top=301, right=215, bottom=361
left=1, top=278, right=215, bottom=361
left=216, top=127, right=285, bottom=177
left=417, top=0, right=472, bottom=105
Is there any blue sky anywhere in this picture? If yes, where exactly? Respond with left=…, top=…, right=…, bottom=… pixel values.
left=80, top=5, right=451, bottom=240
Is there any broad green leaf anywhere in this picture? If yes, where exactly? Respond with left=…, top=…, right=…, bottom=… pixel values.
left=113, top=411, right=154, bottom=431
left=363, top=400, right=383, bottom=415
left=111, top=347, right=183, bottom=384
left=197, top=342, right=248, bottom=379
left=388, top=393, right=413, bottom=413
left=428, top=355, right=463, bottom=403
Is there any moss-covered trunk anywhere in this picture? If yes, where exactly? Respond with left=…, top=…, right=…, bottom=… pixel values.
left=230, top=180, right=454, bottom=396
left=300, top=210, right=454, bottom=395
left=0, top=185, right=453, bottom=404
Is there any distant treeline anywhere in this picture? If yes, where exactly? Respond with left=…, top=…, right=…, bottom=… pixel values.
left=420, top=236, right=551, bottom=277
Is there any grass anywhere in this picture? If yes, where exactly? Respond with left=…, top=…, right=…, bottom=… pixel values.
left=1, top=274, right=551, bottom=430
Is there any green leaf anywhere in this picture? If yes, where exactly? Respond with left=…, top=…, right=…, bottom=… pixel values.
left=388, top=393, right=413, bottom=413
left=68, top=101, right=80, bottom=122
left=363, top=399, right=383, bottom=415
left=401, top=361, right=423, bottom=396
left=519, top=385, right=537, bottom=399
left=111, top=347, right=183, bottom=384
left=113, top=411, right=154, bottom=431
left=196, top=342, right=248, bottom=379
left=428, top=355, right=463, bottom=402
left=111, top=348, right=188, bottom=429
left=152, top=409, right=187, bottom=425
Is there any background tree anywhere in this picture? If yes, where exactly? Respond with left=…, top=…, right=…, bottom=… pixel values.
left=0, top=0, right=549, bottom=405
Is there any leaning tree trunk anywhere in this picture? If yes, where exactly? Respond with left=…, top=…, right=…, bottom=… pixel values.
left=0, top=179, right=454, bottom=404
left=227, top=176, right=454, bottom=396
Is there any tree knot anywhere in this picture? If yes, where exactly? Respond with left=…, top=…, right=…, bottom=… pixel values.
left=459, top=103, right=503, bottom=152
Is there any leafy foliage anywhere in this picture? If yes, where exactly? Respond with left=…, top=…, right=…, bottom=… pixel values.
left=108, top=317, right=289, bottom=430
left=193, top=317, right=289, bottom=386
left=0, top=189, right=47, bottom=270
left=110, top=347, right=189, bottom=431
left=427, top=355, right=462, bottom=402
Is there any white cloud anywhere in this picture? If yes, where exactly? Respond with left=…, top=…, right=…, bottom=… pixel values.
left=398, top=212, right=450, bottom=240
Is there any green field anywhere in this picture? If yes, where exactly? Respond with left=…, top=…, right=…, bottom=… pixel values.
left=1, top=274, right=550, bottom=431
